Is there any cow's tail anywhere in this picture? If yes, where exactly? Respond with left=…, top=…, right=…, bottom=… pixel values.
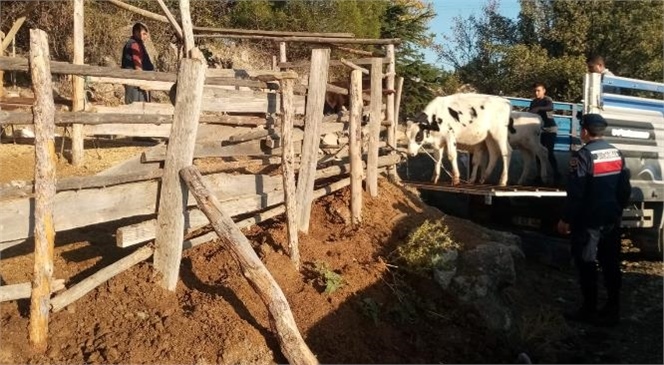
left=508, top=117, right=516, bottom=134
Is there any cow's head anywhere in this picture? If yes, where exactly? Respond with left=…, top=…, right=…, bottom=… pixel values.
left=405, top=112, right=439, bottom=156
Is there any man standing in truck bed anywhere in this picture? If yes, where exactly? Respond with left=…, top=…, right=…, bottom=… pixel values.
left=529, top=82, right=561, bottom=184
left=121, top=22, right=154, bottom=104
left=557, top=114, right=631, bottom=326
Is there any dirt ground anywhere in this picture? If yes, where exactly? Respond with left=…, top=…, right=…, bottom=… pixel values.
left=1, top=143, right=662, bottom=364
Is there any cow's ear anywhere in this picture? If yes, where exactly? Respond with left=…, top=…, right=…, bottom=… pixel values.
left=415, top=112, right=429, bottom=124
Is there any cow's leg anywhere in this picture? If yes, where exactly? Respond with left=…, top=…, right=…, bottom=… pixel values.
left=469, top=143, right=486, bottom=183
left=446, top=135, right=460, bottom=185
left=481, top=138, right=499, bottom=184
left=498, top=141, right=512, bottom=187
left=534, top=142, right=551, bottom=184
left=432, top=147, right=444, bottom=184
left=518, top=148, right=533, bottom=185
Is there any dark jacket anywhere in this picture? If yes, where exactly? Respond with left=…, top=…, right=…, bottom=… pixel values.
left=562, top=139, right=631, bottom=229
left=529, top=96, right=556, bottom=129
left=121, top=37, right=154, bottom=71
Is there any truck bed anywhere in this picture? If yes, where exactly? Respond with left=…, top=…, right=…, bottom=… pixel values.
left=403, top=180, right=566, bottom=199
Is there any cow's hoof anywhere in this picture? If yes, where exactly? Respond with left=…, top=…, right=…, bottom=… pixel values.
left=451, top=179, right=461, bottom=186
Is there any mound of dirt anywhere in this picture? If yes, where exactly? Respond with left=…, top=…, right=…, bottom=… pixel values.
left=0, top=178, right=521, bottom=364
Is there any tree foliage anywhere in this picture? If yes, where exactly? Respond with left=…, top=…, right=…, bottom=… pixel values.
left=438, top=0, right=664, bottom=101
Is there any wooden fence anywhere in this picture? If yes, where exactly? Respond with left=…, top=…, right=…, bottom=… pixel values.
left=0, top=18, right=403, bottom=364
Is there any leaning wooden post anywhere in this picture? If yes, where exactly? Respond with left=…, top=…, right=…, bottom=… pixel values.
left=385, top=44, right=398, bottom=181
left=180, top=166, right=319, bottom=365
left=153, top=56, right=207, bottom=291
left=280, top=78, right=300, bottom=269
left=70, top=0, right=85, bottom=166
left=156, top=0, right=184, bottom=41
left=179, top=0, right=195, bottom=56
left=349, top=69, right=363, bottom=225
left=28, top=28, right=57, bottom=353
left=295, top=48, right=330, bottom=233
left=366, top=57, right=383, bottom=197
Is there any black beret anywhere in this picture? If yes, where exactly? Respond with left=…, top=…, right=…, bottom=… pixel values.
left=581, top=113, right=608, bottom=130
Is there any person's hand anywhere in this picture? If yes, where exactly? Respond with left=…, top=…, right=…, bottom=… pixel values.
left=557, top=219, right=570, bottom=235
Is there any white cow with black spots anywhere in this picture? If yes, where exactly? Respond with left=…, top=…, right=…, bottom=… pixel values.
left=405, top=93, right=514, bottom=186
left=471, top=111, right=552, bottom=185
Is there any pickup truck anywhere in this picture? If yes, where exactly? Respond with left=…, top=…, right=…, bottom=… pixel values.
left=404, top=72, right=664, bottom=254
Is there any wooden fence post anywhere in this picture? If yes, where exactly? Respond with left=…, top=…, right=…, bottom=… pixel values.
left=28, top=28, right=57, bottom=353
left=179, top=0, right=195, bottom=56
left=0, top=31, right=5, bottom=99
left=366, top=57, right=383, bottom=197
left=394, top=76, right=404, bottom=125
left=295, top=48, right=329, bottom=233
left=279, top=42, right=287, bottom=65
left=349, top=69, right=363, bottom=225
left=280, top=78, right=300, bottom=269
left=180, top=165, right=319, bottom=365
left=153, top=56, right=207, bottom=291
left=71, top=0, right=85, bottom=166
left=385, top=44, right=398, bottom=181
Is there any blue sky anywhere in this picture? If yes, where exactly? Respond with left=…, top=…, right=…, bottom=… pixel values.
left=424, top=0, right=521, bottom=68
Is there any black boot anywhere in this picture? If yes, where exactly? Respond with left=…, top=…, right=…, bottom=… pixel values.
left=595, top=301, right=620, bottom=326
left=564, top=305, right=597, bottom=323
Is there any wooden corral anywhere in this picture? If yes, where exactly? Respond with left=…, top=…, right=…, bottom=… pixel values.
left=0, top=1, right=404, bottom=363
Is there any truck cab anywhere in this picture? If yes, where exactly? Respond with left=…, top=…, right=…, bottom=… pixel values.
left=583, top=72, right=664, bottom=253
left=508, top=73, right=663, bottom=252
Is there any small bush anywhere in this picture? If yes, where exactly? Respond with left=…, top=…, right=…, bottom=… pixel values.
left=313, top=261, right=344, bottom=295
left=396, top=220, right=460, bottom=273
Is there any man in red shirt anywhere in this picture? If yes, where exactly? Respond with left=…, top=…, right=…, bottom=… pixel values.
left=121, top=22, right=155, bottom=104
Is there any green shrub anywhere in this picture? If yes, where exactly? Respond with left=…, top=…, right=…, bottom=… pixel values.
left=396, top=220, right=460, bottom=273
left=313, top=261, right=344, bottom=295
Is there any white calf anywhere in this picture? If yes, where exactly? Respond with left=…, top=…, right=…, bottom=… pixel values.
left=470, top=112, right=551, bottom=185
left=406, top=93, right=513, bottom=186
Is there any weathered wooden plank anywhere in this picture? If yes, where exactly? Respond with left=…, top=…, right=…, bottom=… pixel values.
left=105, top=0, right=352, bottom=38
left=141, top=122, right=350, bottom=162
left=366, top=58, right=383, bottom=197
left=0, top=172, right=282, bottom=243
left=0, top=279, right=65, bottom=303
left=339, top=58, right=369, bottom=75
left=296, top=49, right=330, bottom=234
left=28, top=28, right=56, bottom=353
left=0, top=56, right=298, bottom=82
left=0, top=169, right=163, bottom=201
left=141, top=139, right=303, bottom=163
left=280, top=78, right=300, bottom=268
left=180, top=165, right=318, bottom=365
left=197, top=34, right=400, bottom=45
left=278, top=57, right=390, bottom=69
left=117, top=190, right=286, bottom=248
left=114, top=157, right=399, bottom=248
left=349, top=70, right=363, bottom=225
left=199, top=87, right=306, bottom=114
left=50, top=246, right=153, bottom=312
left=182, top=177, right=352, bottom=250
